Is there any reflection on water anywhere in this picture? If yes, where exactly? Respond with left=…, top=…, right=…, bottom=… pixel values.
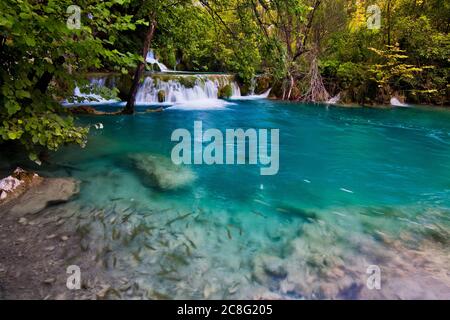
left=14, top=101, right=450, bottom=299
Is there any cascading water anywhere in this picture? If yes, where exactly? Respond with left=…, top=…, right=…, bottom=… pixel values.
left=67, top=77, right=119, bottom=105
left=229, top=75, right=271, bottom=100
left=327, top=93, right=341, bottom=105
left=391, top=97, right=409, bottom=107
left=135, top=75, right=242, bottom=109
left=145, top=50, right=169, bottom=72
left=65, top=71, right=271, bottom=108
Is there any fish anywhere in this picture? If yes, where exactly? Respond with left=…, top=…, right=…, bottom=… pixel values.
left=254, top=199, right=271, bottom=207
left=144, top=242, right=157, bottom=251
left=183, top=235, right=197, bottom=249
left=131, top=249, right=142, bottom=263
left=112, top=227, right=121, bottom=240
left=122, top=212, right=133, bottom=223
left=166, top=253, right=189, bottom=266
left=183, top=243, right=192, bottom=256
left=226, top=227, right=232, bottom=240
left=252, top=210, right=267, bottom=218
left=148, top=290, right=171, bottom=300
left=109, top=197, right=124, bottom=202
left=166, top=212, right=193, bottom=226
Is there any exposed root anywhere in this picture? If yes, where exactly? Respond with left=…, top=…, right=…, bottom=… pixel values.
left=302, top=53, right=330, bottom=103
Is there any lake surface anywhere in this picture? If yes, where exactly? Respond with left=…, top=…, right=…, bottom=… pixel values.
left=32, top=100, right=450, bottom=299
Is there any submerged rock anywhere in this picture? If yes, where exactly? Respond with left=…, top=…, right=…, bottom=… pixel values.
left=157, top=90, right=166, bottom=103
left=0, top=168, right=41, bottom=203
left=253, top=254, right=287, bottom=285
left=145, top=107, right=164, bottom=113
left=129, top=154, right=196, bottom=190
left=9, top=178, right=80, bottom=215
left=218, top=84, right=232, bottom=99
left=0, top=176, right=23, bottom=192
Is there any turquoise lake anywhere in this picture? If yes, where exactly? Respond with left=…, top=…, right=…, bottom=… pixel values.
left=18, top=100, right=450, bottom=299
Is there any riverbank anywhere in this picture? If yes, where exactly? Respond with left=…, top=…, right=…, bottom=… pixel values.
left=0, top=170, right=117, bottom=299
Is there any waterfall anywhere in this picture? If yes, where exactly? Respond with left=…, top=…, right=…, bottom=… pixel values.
left=249, top=77, right=257, bottom=95
left=135, top=75, right=241, bottom=105
left=327, top=93, right=341, bottom=104
left=229, top=75, right=271, bottom=100
left=145, top=50, right=169, bottom=72
left=390, top=97, right=409, bottom=107
left=230, top=89, right=271, bottom=100
left=64, top=72, right=271, bottom=108
left=68, top=77, right=119, bottom=105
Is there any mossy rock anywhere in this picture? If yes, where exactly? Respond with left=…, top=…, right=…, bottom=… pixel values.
left=115, top=74, right=133, bottom=101
left=178, top=76, right=198, bottom=88
left=157, top=90, right=166, bottom=103
left=219, top=84, right=233, bottom=99
left=239, top=83, right=250, bottom=96
left=255, top=75, right=272, bottom=94
left=152, top=63, right=161, bottom=72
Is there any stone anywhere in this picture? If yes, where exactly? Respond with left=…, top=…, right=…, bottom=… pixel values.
left=0, top=176, right=22, bottom=192
left=0, top=190, right=7, bottom=200
left=43, top=278, right=55, bottom=284
left=218, top=84, right=232, bottom=99
left=119, top=282, right=132, bottom=292
left=10, top=178, right=79, bottom=215
left=61, top=235, right=69, bottom=241
left=129, top=154, right=196, bottom=190
left=96, top=285, right=111, bottom=299
left=18, top=217, right=28, bottom=225
left=157, top=90, right=166, bottom=103
left=261, top=255, right=287, bottom=278
left=145, top=107, right=164, bottom=113
left=203, top=283, right=217, bottom=299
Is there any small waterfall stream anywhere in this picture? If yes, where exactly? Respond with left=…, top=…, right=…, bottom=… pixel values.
left=68, top=53, right=271, bottom=107
left=135, top=75, right=241, bottom=104
left=145, top=50, right=169, bottom=72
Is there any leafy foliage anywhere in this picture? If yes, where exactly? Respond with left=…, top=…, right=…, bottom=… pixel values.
left=0, top=0, right=140, bottom=161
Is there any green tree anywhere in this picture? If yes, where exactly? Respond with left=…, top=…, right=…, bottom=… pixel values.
left=0, top=0, right=140, bottom=162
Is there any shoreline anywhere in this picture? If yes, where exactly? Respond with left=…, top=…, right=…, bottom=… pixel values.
left=0, top=172, right=115, bottom=300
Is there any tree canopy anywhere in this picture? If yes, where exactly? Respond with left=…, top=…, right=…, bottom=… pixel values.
left=1, top=0, right=449, bottom=160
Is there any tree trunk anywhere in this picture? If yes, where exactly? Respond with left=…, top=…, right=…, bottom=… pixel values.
left=387, top=0, right=392, bottom=46
left=287, top=74, right=294, bottom=100
left=122, top=19, right=157, bottom=115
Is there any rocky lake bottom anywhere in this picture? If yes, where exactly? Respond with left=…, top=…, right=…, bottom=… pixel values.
left=1, top=100, right=449, bottom=299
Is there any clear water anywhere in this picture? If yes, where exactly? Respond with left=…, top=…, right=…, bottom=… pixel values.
left=38, top=101, right=450, bottom=299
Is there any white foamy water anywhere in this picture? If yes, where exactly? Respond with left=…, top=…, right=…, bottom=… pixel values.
left=135, top=76, right=241, bottom=105
left=145, top=50, right=169, bottom=72
left=63, top=72, right=272, bottom=109
left=65, top=78, right=119, bottom=106
left=166, top=99, right=234, bottom=110
left=327, top=93, right=341, bottom=104
left=391, top=97, right=409, bottom=107
left=230, top=89, right=271, bottom=100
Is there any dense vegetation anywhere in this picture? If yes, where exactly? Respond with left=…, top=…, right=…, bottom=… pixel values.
left=1, top=0, right=449, bottom=160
